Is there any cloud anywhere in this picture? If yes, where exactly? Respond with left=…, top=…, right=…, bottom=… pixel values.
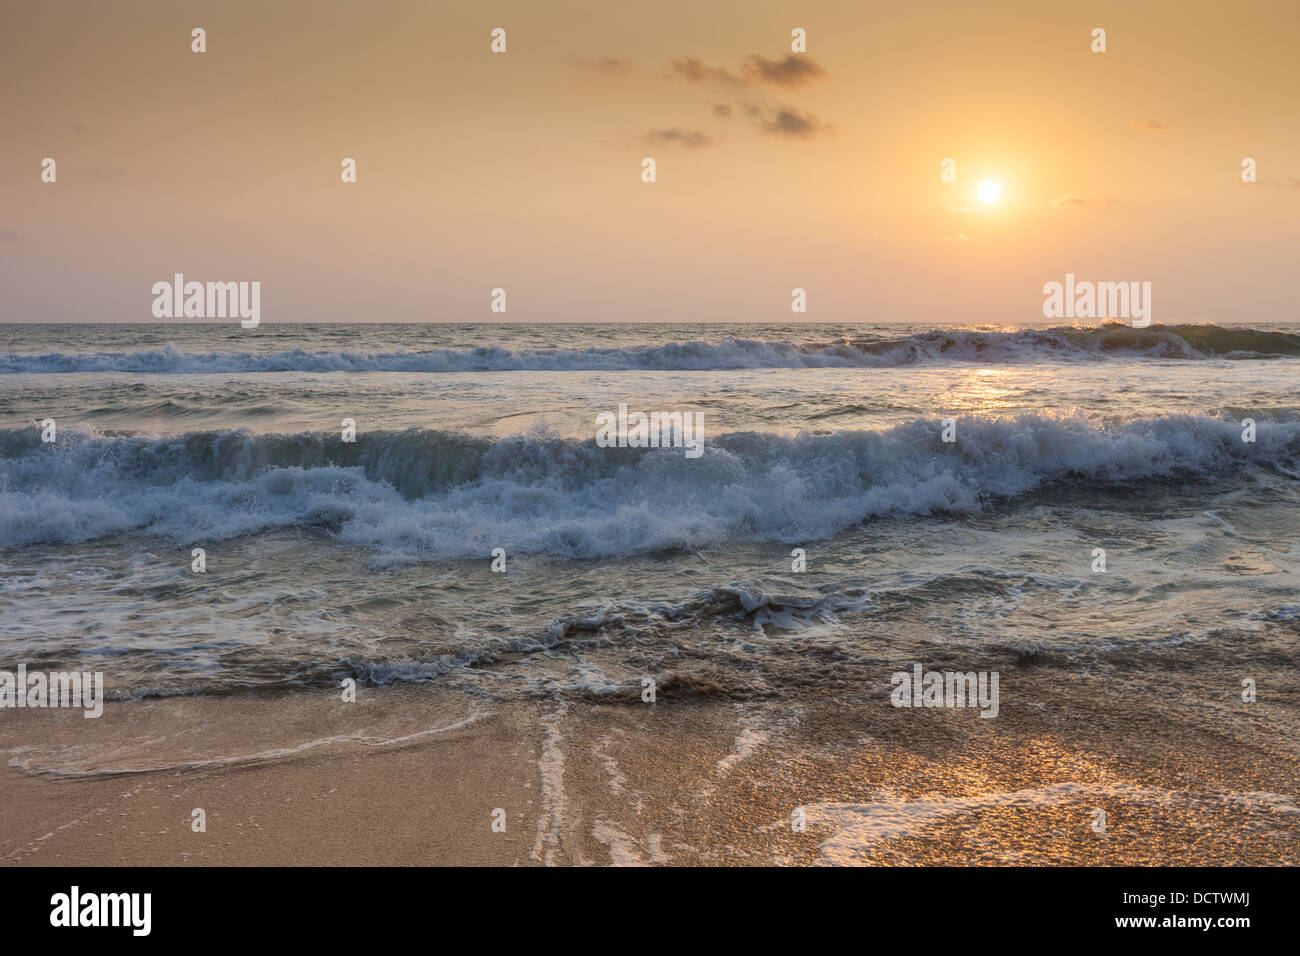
left=757, top=106, right=830, bottom=139
left=741, top=54, right=828, bottom=87
left=1130, top=119, right=1168, bottom=131
left=712, top=103, right=733, bottom=117
left=671, top=56, right=739, bottom=85
left=568, top=56, right=632, bottom=75
left=1050, top=194, right=1087, bottom=207
left=643, top=128, right=717, bottom=148
left=673, top=54, right=830, bottom=90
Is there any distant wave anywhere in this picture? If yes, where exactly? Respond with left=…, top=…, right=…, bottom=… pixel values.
left=3, top=413, right=1297, bottom=556
left=4, top=324, right=1298, bottom=374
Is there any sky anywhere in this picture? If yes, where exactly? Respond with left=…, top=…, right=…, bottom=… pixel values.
left=2, top=0, right=1298, bottom=324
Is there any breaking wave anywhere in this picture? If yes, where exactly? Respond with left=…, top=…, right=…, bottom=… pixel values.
left=4, top=412, right=1297, bottom=558
left=4, top=324, right=1299, bottom=374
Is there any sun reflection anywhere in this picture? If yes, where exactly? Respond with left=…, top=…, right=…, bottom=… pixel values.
left=947, top=369, right=1018, bottom=414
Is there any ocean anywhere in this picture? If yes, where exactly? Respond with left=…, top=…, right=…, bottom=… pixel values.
left=1, top=321, right=1298, bottom=778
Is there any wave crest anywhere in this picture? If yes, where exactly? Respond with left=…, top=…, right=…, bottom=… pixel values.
left=5, top=414, right=1297, bottom=557
left=4, top=324, right=1298, bottom=374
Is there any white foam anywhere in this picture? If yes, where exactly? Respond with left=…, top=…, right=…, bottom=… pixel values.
left=3, top=413, right=1296, bottom=559
left=5, top=325, right=1295, bottom=375
left=591, top=819, right=672, bottom=866
left=802, top=784, right=1299, bottom=865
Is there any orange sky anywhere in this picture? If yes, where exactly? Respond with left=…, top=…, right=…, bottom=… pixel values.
left=2, top=0, right=1298, bottom=323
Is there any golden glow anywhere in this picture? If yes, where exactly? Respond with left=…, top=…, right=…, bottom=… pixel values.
left=947, top=369, right=1017, bottom=413
left=3, top=1, right=1297, bottom=324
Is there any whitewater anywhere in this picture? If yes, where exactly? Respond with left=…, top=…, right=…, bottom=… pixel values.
left=2, top=321, right=1298, bottom=706
left=4, top=321, right=1300, bottom=374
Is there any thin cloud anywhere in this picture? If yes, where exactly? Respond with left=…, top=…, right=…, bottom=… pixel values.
left=671, top=56, right=739, bottom=85
left=1130, top=119, right=1168, bottom=131
left=673, top=53, right=830, bottom=90
left=712, top=103, right=733, bottom=117
left=568, top=56, right=632, bottom=75
left=741, top=54, right=828, bottom=87
left=757, top=106, right=830, bottom=139
left=643, top=128, right=717, bottom=148
left=1050, top=194, right=1087, bottom=207
left=0, top=227, right=17, bottom=241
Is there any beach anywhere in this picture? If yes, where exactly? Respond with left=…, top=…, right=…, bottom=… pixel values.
left=3, top=614, right=1296, bottom=866
left=5, top=0, right=1299, bottom=888
left=2, top=321, right=1299, bottom=865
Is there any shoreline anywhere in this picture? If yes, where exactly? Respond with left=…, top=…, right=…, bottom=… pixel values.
left=3, top=642, right=1296, bottom=866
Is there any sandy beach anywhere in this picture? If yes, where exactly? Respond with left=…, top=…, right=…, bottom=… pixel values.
left=4, top=633, right=1296, bottom=867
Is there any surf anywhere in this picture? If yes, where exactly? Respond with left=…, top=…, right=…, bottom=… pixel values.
left=3, top=412, right=1297, bottom=556
left=3, top=323, right=1299, bottom=375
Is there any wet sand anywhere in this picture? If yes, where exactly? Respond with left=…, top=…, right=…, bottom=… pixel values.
left=2, top=641, right=1297, bottom=866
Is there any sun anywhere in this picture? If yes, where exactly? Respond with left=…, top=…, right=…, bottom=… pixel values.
left=978, top=181, right=1000, bottom=204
